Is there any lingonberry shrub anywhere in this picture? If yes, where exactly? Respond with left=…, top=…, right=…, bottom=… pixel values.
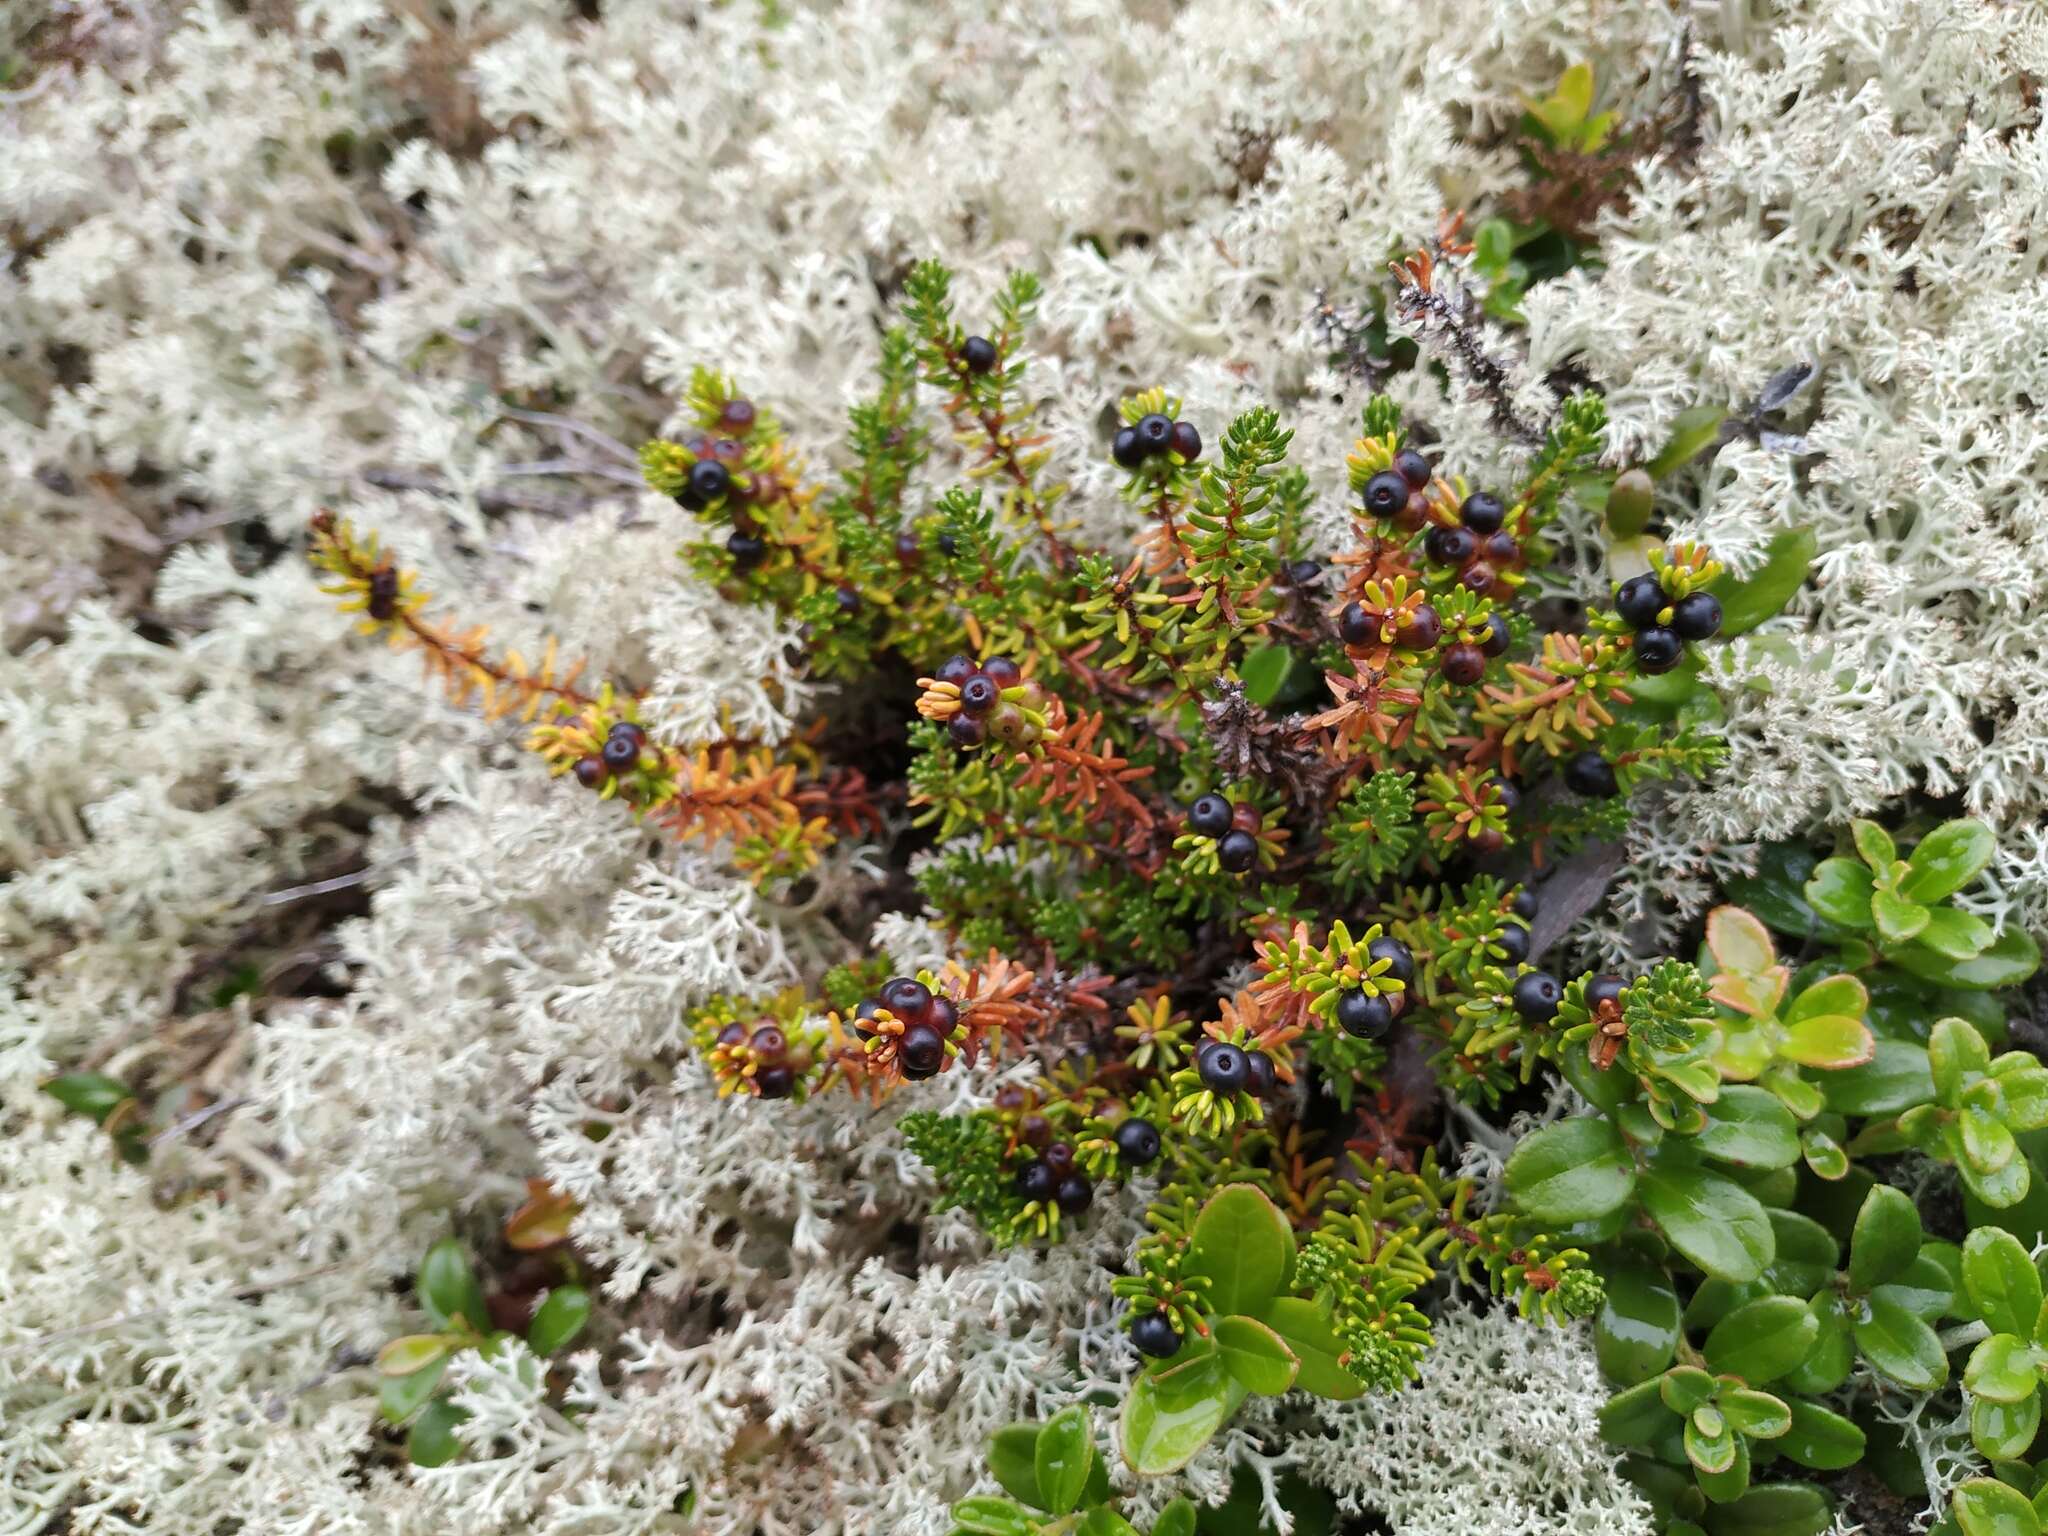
left=309, top=249, right=2047, bottom=1534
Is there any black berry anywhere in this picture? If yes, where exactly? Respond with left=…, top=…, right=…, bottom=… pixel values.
left=1563, top=751, right=1620, bottom=798
left=1287, top=559, right=1322, bottom=586
left=1614, top=573, right=1667, bottom=629
left=1494, top=779, right=1522, bottom=815
left=1586, top=974, right=1626, bottom=1009
left=1395, top=604, right=1442, bottom=650
left=728, top=531, right=766, bottom=569
left=1132, top=1312, right=1181, bottom=1358
left=1670, top=591, right=1723, bottom=641
left=1196, top=1041, right=1249, bottom=1093
left=754, top=1064, right=796, bottom=1099
left=1169, top=421, right=1202, bottom=461
left=1336, top=989, right=1392, bottom=1040
left=1478, top=613, right=1511, bottom=657
left=1216, top=829, right=1259, bottom=873
left=1189, top=793, right=1234, bottom=838
left=1425, top=525, right=1476, bottom=567
left=835, top=585, right=862, bottom=616
left=1135, top=413, right=1173, bottom=455
left=1481, top=531, right=1521, bottom=568
left=959, top=674, right=999, bottom=715
left=1017, top=1160, right=1057, bottom=1202
left=1115, top=1117, right=1162, bottom=1165
left=1368, top=935, right=1414, bottom=984
left=983, top=655, right=1023, bottom=686
left=1338, top=601, right=1376, bottom=647
left=1511, top=887, right=1538, bottom=921
left=1244, top=1049, right=1277, bottom=1097
left=1019, top=1114, right=1053, bottom=1149
left=1055, top=1174, right=1094, bottom=1215
left=1042, top=1141, right=1076, bottom=1177
left=601, top=732, right=641, bottom=773
left=927, top=996, right=959, bottom=1035
left=1112, top=426, right=1145, bottom=468
left=935, top=653, right=977, bottom=685
left=750, top=1024, right=787, bottom=1058
left=1459, top=492, right=1506, bottom=534
left=1495, top=923, right=1531, bottom=964
left=1362, top=470, right=1410, bottom=518
left=1393, top=447, right=1432, bottom=489
left=1441, top=642, right=1486, bottom=685
left=881, top=977, right=933, bottom=1018
left=949, top=715, right=987, bottom=748
left=898, top=1022, right=946, bottom=1078
left=962, top=335, right=998, bottom=373
left=1511, top=970, right=1562, bottom=1022
left=1634, top=626, right=1683, bottom=673
left=689, top=459, right=731, bottom=504
left=573, top=756, right=606, bottom=788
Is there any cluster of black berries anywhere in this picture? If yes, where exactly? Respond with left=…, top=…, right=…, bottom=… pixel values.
left=1194, top=1038, right=1280, bottom=1097
left=1014, top=1138, right=1096, bottom=1217
left=675, top=403, right=755, bottom=513
left=852, top=976, right=958, bottom=1080
left=1187, top=791, right=1264, bottom=874
left=933, top=653, right=1042, bottom=748
left=1339, top=594, right=1509, bottom=686
left=1512, top=968, right=1622, bottom=1024
left=574, top=720, right=647, bottom=788
left=1112, top=412, right=1202, bottom=470
left=1333, top=934, right=1415, bottom=1038
left=1612, top=571, right=1721, bottom=675
left=715, top=1019, right=801, bottom=1099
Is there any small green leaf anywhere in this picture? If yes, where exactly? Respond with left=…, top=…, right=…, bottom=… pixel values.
left=1800, top=1126, right=1850, bottom=1180
left=1931, top=1018, right=1991, bottom=1104
left=1685, top=1410, right=1739, bottom=1475
left=1776, top=1013, right=1873, bottom=1070
left=1703, top=1296, right=1819, bottom=1384
left=1638, top=1158, right=1775, bottom=1283
left=419, top=1238, right=490, bottom=1335
left=1853, top=1293, right=1948, bottom=1390
left=1706, top=527, right=1817, bottom=637
left=406, top=1398, right=469, bottom=1467
left=1661, top=1364, right=1719, bottom=1414
left=1701, top=1483, right=1832, bottom=1536
left=1971, top=1391, right=2041, bottom=1463
left=986, top=1425, right=1044, bottom=1509
left=1963, top=1102, right=2019, bottom=1174
left=1077, top=1510, right=1140, bottom=1536
left=1871, top=889, right=1930, bottom=944
left=41, top=1071, right=135, bottom=1124
left=1803, top=859, right=1874, bottom=929
left=1848, top=1185, right=1923, bottom=1292
left=1952, top=1478, right=2043, bottom=1536
left=1871, top=1252, right=1955, bottom=1320
left=1184, top=1185, right=1295, bottom=1315
left=1258, top=1297, right=1365, bottom=1401
left=1777, top=1400, right=1864, bottom=1470
left=1965, top=1335, right=2042, bottom=1404
left=1893, top=926, right=2042, bottom=991
left=1594, top=1263, right=1681, bottom=1385
left=1150, top=1499, right=1197, bottom=1536
left=377, top=1333, right=454, bottom=1376
left=525, top=1284, right=590, bottom=1357
left=1601, top=1377, right=1679, bottom=1446
left=1917, top=907, right=1997, bottom=960
left=1211, top=1315, right=1299, bottom=1396
left=1781, top=973, right=1866, bottom=1026
left=1719, top=1389, right=1791, bottom=1440
left=1822, top=1040, right=1934, bottom=1116
left=1239, top=643, right=1300, bottom=708
left=1120, top=1352, right=1248, bottom=1475
left=1902, top=820, right=1997, bottom=903
left=1033, top=1405, right=1093, bottom=1516
left=1504, top=1116, right=1637, bottom=1223
left=1695, top=1087, right=1801, bottom=1171
left=953, top=1496, right=1034, bottom=1536
left=378, top=1352, right=449, bottom=1423
left=1963, top=1229, right=2044, bottom=1337
left=1648, top=404, right=1727, bottom=479
left=1781, top=1295, right=1853, bottom=1396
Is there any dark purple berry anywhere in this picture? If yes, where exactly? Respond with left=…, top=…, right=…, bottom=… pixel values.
left=1394, top=604, right=1442, bottom=650
left=573, top=756, right=606, bottom=787
left=1189, top=793, right=1234, bottom=838
left=1441, top=643, right=1486, bottom=684
left=1132, top=1311, right=1181, bottom=1358
left=1425, top=525, right=1477, bottom=567
left=1478, top=613, right=1511, bottom=657
left=935, top=653, right=977, bottom=685
left=1363, top=470, right=1410, bottom=518
left=1135, top=413, right=1173, bottom=455
left=754, top=1064, right=796, bottom=1099
left=1393, top=447, right=1432, bottom=489
left=1338, top=601, right=1376, bottom=647
left=982, top=655, right=1022, bottom=687
left=749, top=1024, right=787, bottom=1059
left=1016, top=1160, right=1057, bottom=1202
left=926, top=996, right=958, bottom=1035
left=1459, top=492, right=1506, bottom=534
left=1511, top=887, right=1538, bottom=921
left=601, top=732, right=641, bottom=773
left=1458, top=560, right=1498, bottom=595
left=1055, top=1173, right=1094, bottom=1215
left=689, top=459, right=731, bottom=504
left=898, top=1022, right=946, bottom=1079
left=719, top=399, right=756, bottom=432
left=1019, top=1114, right=1053, bottom=1149
left=1495, top=923, right=1531, bottom=964
left=1112, top=426, right=1145, bottom=468
left=1511, top=971, right=1562, bottom=1022
left=1115, top=1118, right=1162, bottom=1165
left=728, top=531, right=766, bottom=569
left=881, top=977, right=933, bottom=1019
left=1368, top=935, right=1414, bottom=984
left=938, top=533, right=959, bottom=557
left=1564, top=751, right=1620, bottom=798
left=1634, top=626, right=1683, bottom=673
left=959, top=674, right=999, bottom=716
left=1614, top=573, right=1667, bottom=629
left=1670, top=591, right=1723, bottom=641
left=367, top=567, right=400, bottom=621
left=961, top=335, right=998, bottom=373
left=1586, top=974, right=1626, bottom=1009
left=1169, top=421, right=1202, bottom=461
left=1042, top=1141, right=1076, bottom=1176
left=949, top=714, right=987, bottom=748
left=835, top=585, right=862, bottom=616
left=1244, top=1049, right=1277, bottom=1097
left=1336, top=989, right=1392, bottom=1040
left=894, top=528, right=922, bottom=565
left=1216, top=829, right=1259, bottom=873
left=1287, top=559, right=1322, bottom=585
left=1494, top=779, right=1522, bottom=814
left=1482, top=531, right=1521, bottom=568
left=1196, top=1041, right=1250, bottom=1093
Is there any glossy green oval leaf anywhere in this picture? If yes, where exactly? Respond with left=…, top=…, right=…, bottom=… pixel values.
left=1892, top=926, right=2041, bottom=991
left=1871, top=1251, right=1956, bottom=1321
left=1781, top=1296, right=1853, bottom=1396
left=953, top=1496, right=1035, bottom=1536
left=1638, top=1160, right=1774, bottom=1283
left=1703, top=1296, right=1819, bottom=1384
left=1849, top=1184, right=1922, bottom=1293
left=1258, top=1296, right=1365, bottom=1401
left=1777, top=1013, right=1874, bottom=1070
left=1077, top=1509, right=1140, bottom=1536
left=1804, top=858, right=1874, bottom=930
left=1801, top=1126, right=1850, bottom=1180
left=1149, top=1498, right=1198, bottom=1536
left=1964, top=1334, right=2043, bottom=1405
left=1822, top=1039, right=1934, bottom=1116
left=1778, top=1399, right=1864, bottom=1470
left=1120, top=1352, right=1248, bottom=1476
left=378, top=1351, right=449, bottom=1423
left=1685, top=1411, right=1739, bottom=1475
left=1706, top=527, right=1817, bottom=637
left=1033, top=1405, right=1094, bottom=1516
left=1872, top=890, right=1930, bottom=945
left=1853, top=1293, right=1948, bottom=1390
left=1600, top=1376, right=1680, bottom=1446
left=1971, top=1391, right=2041, bottom=1464
left=41, top=1071, right=135, bottom=1124
left=406, top=1398, right=470, bottom=1468
left=1660, top=1364, right=1719, bottom=1414
left=1952, top=1478, right=2042, bottom=1536
left=1185, top=1185, right=1295, bottom=1316
left=1931, top=1018, right=1992, bottom=1104
left=1782, top=972, right=1867, bottom=1025
left=1917, top=907, right=1997, bottom=961
left=419, top=1238, right=490, bottom=1335
left=525, top=1284, right=590, bottom=1357
left=377, top=1333, right=454, bottom=1377
left=1211, top=1314, right=1299, bottom=1396
left=1504, top=1116, right=1637, bottom=1223
left=1902, top=821, right=1997, bottom=904
left=1648, top=405, right=1728, bottom=480
left=1595, top=1263, right=1681, bottom=1385
left=1700, top=1483, right=1832, bottom=1536
left=1696, top=1087, right=1802, bottom=1171
left=1719, top=1388, right=1791, bottom=1440
left=1963, top=1228, right=2045, bottom=1337
left=1707, top=906, right=1778, bottom=975
left=986, top=1425, right=1045, bottom=1509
